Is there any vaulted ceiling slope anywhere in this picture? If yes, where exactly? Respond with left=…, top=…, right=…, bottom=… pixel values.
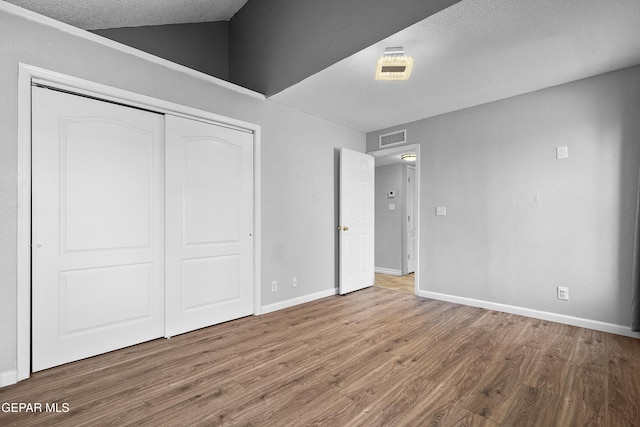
left=93, top=22, right=232, bottom=81
left=4, top=0, right=249, bottom=29
left=272, top=0, right=640, bottom=132
left=4, top=0, right=640, bottom=134
left=3, top=0, right=461, bottom=97
left=228, top=0, right=461, bottom=96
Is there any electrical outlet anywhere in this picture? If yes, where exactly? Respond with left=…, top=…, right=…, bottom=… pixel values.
left=271, top=280, right=278, bottom=292
left=557, top=286, right=569, bottom=301
left=292, top=277, right=297, bottom=287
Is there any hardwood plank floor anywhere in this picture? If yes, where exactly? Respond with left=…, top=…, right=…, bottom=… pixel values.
left=1, top=287, right=639, bottom=426
left=375, top=272, right=414, bottom=294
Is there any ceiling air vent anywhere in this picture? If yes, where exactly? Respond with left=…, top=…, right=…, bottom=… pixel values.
left=379, top=129, right=406, bottom=148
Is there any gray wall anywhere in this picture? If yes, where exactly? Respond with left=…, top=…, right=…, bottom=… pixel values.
left=229, top=0, right=461, bottom=95
left=375, top=164, right=405, bottom=272
left=0, top=9, right=364, bottom=376
left=367, top=65, right=640, bottom=327
left=93, top=21, right=230, bottom=80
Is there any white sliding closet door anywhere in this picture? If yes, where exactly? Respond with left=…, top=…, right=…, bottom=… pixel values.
left=32, top=86, right=164, bottom=372
left=165, top=115, right=254, bottom=337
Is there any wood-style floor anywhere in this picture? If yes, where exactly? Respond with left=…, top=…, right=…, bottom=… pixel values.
left=375, top=272, right=415, bottom=294
left=2, top=287, right=640, bottom=426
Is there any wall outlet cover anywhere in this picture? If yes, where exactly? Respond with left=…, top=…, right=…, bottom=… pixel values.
left=557, top=286, right=569, bottom=301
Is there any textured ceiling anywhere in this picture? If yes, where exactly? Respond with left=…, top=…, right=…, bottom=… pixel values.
left=271, top=0, right=640, bottom=133
left=375, top=152, right=416, bottom=167
left=6, top=0, right=640, bottom=134
left=4, top=0, right=248, bottom=29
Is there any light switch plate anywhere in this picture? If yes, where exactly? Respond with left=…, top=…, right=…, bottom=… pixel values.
left=436, top=206, right=447, bottom=216
left=389, top=203, right=396, bottom=211
left=556, top=146, right=568, bottom=159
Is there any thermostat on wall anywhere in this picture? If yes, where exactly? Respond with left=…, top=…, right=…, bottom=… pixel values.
left=388, top=191, right=395, bottom=198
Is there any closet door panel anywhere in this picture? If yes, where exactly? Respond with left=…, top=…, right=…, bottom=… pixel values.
left=32, top=86, right=164, bottom=372
left=165, top=115, right=253, bottom=337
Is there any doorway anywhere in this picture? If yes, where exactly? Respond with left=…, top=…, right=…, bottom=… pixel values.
left=369, top=145, right=420, bottom=295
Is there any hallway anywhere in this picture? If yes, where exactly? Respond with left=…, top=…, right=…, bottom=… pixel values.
left=374, top=272, right=414, bottom=294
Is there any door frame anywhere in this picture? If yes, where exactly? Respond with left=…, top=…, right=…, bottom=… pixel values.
left=16, top=63, right=262, bottom=382
left=368, top=144, right=421, bottom=295
left=405, top=164, right=417, bottom=274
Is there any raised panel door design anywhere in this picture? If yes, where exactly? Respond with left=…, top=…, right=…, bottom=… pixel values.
left=61, top=117, right=155, bottom=252
left=339, top=148, right=375, bottom=294
left=183, top=138, right=242, bottom=245
left=182, top=255, right=241, bottom=311
left=31, top=87, right=164, bottom=372
left=60, top=263, right=154, bottom=334
left=165, top=115, right=253, bottom=337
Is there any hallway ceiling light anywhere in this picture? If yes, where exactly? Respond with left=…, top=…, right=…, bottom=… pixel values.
left=375, top=47, right=414, bottom=81
left=401, top=153, right=416, bottom=161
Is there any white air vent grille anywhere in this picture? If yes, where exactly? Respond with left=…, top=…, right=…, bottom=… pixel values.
left=379, top=129, right=406, bottom=148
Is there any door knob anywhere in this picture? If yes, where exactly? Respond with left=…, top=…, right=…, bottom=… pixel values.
left=337, top=226, right=349, bottom=231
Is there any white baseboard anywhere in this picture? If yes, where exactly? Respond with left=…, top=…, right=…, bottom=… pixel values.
left=261, top=288, right=338, bottom=315
left=418, top=290, right=640, bottom=339
left=1, top=370, right=18, bottom=388
left=375, top=267, right=402, bottom=276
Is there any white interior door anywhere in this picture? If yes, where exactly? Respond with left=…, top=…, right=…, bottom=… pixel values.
left=165, top=115, right=254, bottom=337
left=32, top=86, right=164, bottom=372
left=407, top=165, right=417, bottom=273
left=339, top=148, right=375, bottom=294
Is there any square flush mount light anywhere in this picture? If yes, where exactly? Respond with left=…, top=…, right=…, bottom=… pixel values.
left=375, top=46, right=414, bottom=81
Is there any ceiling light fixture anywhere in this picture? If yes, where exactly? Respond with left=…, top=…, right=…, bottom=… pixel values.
left=375, top=47, right=414, bottom=81
left=401, top=153, right=416, bottom=161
